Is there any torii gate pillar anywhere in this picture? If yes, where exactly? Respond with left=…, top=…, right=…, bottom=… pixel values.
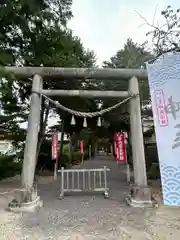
left=8, top=75, right=43, bottom=212
left=126, top=76, right=152, bottom=207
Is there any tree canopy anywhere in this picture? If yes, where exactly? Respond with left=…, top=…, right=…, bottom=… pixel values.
left=0, top=0, right=97, bottom=148
left=99, top=39, right=152, bottom=135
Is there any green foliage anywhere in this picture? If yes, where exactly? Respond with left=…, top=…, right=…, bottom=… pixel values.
left=148, top=163, right=160, bottom=180
left=62, top=143, right=70, bottom=154
left=36, top=139, right=89, bottom=170
left=144, top=127, right=154, bottom=138
left=100, top=39, right=152, bottom=136
left=102, top=38, right=152, bottom=101
left=0, top=0, right=97, bottom=156
left=59, top=153, right=71, bottom=168
left=103, top=38, right=152, bottom=69
left=0, top=154, right=22, bottom=181
left=145, top=144, right=159, bottom=168
left=59, top=151, right=88, bottom=168
left=72, top=151, right=83, bottom=165
left=78, top=129, right=93, bottom=148
left=36, top=139, right=54, bottom=171
left=83, top=151, right=89, bottom=161
left=96, top=138, right=110, bottom=149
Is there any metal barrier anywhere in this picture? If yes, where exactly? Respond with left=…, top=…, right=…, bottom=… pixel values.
left=57, top=166, right=110, bottom=199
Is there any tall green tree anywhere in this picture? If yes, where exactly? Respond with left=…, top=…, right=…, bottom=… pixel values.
left=101, top=39, right=152, bottom=132
left=98, top=39, right=153, bottom=162
left=103, top=38, right=152, bottom=69
left=0, top=0, right=97, bottom=159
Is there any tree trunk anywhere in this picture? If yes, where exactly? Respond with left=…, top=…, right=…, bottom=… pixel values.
left=91, top=141, right=95, bottom=157
left=37, top=102, right=50, bottom=158
left=69, top=133, right=73, bottom=162
left=35, top=101, right=50, bottom=178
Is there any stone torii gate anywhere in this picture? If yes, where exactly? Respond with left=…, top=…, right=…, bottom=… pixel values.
left=5, top=67, right=152, bottom=211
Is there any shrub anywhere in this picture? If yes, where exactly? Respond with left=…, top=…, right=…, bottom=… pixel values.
left=37, top=154, right=54, bottom=172
left=72, top=151, right=83, bottom=165
left=83, top=151, right=89, bottom=160
left=36, top=140, right=53, bottom=172
left=62, top=144, right=70, bottom=154
left=148, top=162, right=160, bottom=180
left=59, top=153, right=71, bottom=168
left=145, top=144, right=159, bottom=171
left=0, top=154, right=22, bottom=181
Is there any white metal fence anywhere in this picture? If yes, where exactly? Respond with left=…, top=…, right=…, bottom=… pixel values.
left=57, top=166, right=110, bottom=199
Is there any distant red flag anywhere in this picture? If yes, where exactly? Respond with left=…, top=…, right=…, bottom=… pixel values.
left=80, top=140, right=84, bottom=153
left=52, top=133, right=58, bottom=160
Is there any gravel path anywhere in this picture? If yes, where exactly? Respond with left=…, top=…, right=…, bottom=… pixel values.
left=0, top=156, right=180, bottom=239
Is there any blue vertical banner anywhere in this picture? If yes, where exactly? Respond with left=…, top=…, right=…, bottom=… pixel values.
left=147, top=53, right=180, bottom=206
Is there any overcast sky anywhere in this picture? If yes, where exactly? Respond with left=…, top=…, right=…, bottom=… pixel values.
left=68, top=0, right=178, bottom=66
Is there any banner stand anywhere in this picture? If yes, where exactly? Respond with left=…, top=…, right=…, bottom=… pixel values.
left=81, top=153, right=84, bottom=164
left=54, top=161, right=57, bottom=180
left=126, top=163, right=130, bottom=183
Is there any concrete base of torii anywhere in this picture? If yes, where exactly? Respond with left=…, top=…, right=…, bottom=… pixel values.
left=7, top=186, right=43, bottom=213
left=125, top=185, right=155, bottom=208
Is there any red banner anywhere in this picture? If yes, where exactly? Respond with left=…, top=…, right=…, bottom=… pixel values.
left=119, top=133, right=127, bottom=163
left=52, top=133, right=58, bottom=160
left=154, top=89, right=168, bottom=127
left=80, top=140, right=84, bottom=153
left=114, top=132, right=127, bottom=163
